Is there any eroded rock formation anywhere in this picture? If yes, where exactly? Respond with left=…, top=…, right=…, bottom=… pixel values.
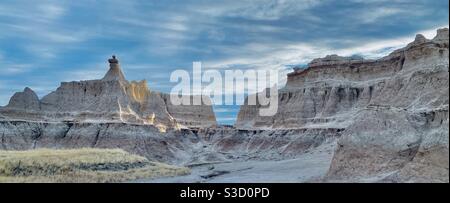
left=4, top=87, right=40, bottom=111
left=236, top=28, right=449, bottom=182
left=0, top=120, right=204, bottom=164
left=0, top=56, right=217, bottom=131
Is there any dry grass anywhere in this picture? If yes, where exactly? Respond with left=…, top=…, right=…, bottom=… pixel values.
left=0, top=148, right=190, bottom=183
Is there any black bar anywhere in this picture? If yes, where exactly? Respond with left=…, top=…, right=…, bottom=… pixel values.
left=1, top=183, right=447, bottom=201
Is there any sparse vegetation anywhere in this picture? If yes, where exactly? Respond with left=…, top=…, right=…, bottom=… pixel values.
left=0, top=148, right=190, bottom=183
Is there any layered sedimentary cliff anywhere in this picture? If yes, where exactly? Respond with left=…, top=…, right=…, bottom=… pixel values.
left=162, top=95, right=217, bottom=128
left=0, top=57, right=217, bottom=130
left=237, top=29, right=448, bottom=129
left=236, top=28, right=449, bottom=182
left=0, top=121, right=196, bottom=164
left=196, top=126, right=341, bottom=161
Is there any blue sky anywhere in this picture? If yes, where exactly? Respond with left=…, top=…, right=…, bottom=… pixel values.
left=0, top=0, right=448, bottom=125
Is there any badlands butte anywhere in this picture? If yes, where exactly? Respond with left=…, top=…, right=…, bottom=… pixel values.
left=0, top=28, right=449, bottom=183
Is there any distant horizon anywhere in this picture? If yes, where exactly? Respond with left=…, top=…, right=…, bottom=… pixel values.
left=0, top=0, right=448, bottom=125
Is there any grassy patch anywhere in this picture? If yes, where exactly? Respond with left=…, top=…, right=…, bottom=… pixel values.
left=0, top=148, right=190, bottom=183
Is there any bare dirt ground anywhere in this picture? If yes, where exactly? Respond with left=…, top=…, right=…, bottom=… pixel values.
left=133, top=141, right=336, bottom=183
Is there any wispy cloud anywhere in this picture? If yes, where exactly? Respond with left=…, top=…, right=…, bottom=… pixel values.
left=190, top=0, right=326, bottom=20
left=38, top=3, right=66, bottom=20
left=361, top=7, right=403, bottom=24
left=0, top=64, right=33, bottom=75
left=0, top=1, right=65, bottom=23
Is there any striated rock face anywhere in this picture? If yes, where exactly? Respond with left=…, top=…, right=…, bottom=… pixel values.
left=0, top=121, right=337, bottom=166
left=308, top=54, right=366, bottom=67
left=162, top=95, right=217, bottom=128
left=0, top=57, right=217, bottom=130
left=236, top=28, right=449, bottom=182
left=196, top=126, right=342, bottom=160
left=0, top=120, right=201, bottom=164
left=102, top=62, right=127, bottom=81
left=433, top=28, right=449, bottom=42
left=327, top=107, right=449, bottom=182
left=5, top=87, right=40, bottom=111
left=237, top=28, right=448, bottom=129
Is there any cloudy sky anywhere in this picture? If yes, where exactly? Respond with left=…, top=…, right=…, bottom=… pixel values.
left=0, top=0, right=448, bottom=124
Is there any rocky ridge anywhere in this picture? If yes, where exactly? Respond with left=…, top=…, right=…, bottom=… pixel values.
left=0, top=57, right=217, bottom=131
left=236, top=28, right=449, bottom=182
